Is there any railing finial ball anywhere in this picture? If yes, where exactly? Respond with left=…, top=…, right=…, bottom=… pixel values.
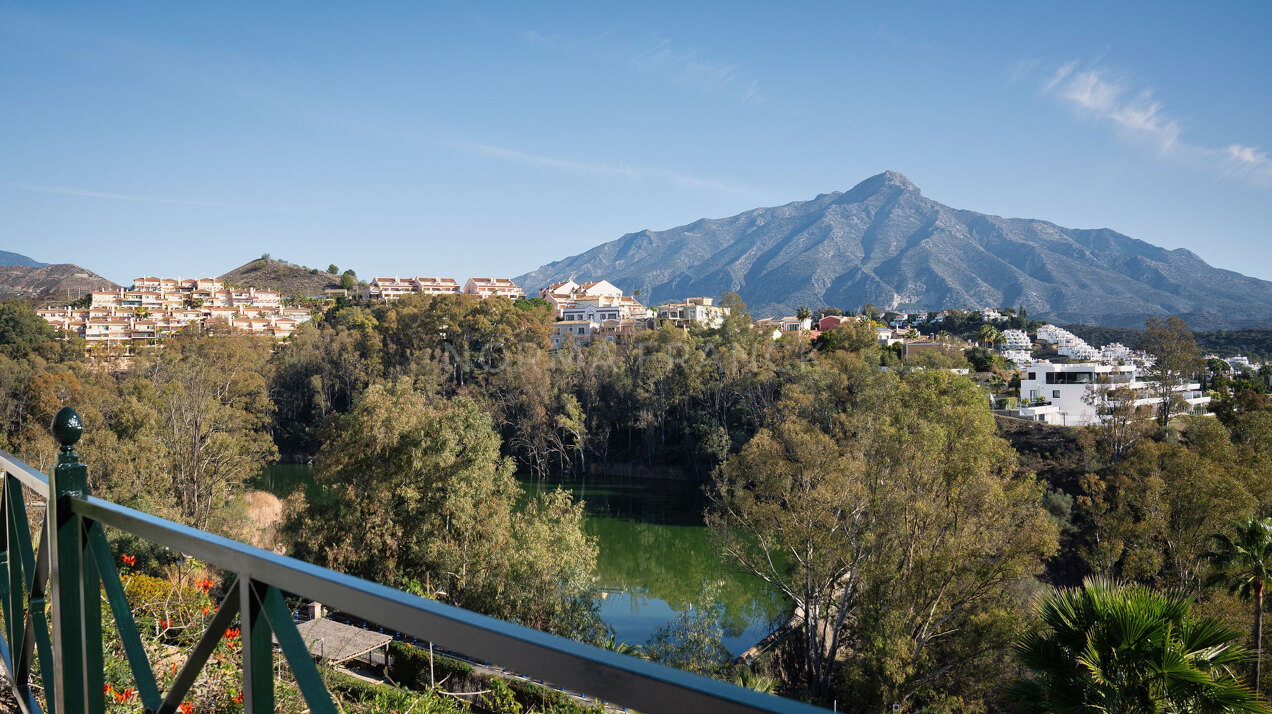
left=51, top=406, right=83, bottom=448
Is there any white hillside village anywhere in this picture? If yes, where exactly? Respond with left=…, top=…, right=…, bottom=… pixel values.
left=32, top=270, right=1263, bottom=431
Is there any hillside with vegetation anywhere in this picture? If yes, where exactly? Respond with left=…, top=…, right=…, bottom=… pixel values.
left=217, top=255, right=348, bottom=297
left=1066, top=323, right=1272, bottom=360
left=0, top=262, right=119, bottom=304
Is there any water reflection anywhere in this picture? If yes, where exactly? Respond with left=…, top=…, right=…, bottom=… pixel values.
left=520, top=477, right=789, bottom=655
left=254, top=466, right=790, bottom=655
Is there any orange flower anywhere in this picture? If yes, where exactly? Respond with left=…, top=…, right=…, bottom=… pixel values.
left=225, top=627, right=240, bottom=640
left=121, top=554, right=136, bottom=567
left=202, top=605, right=210, bottom=615
left=171, top=661, right=178, bottom=674
left=180, top=701, right=193, bottom=714
left=198, top=577, right=214, bottom=594
left=104, top=684, right=113, bottom=694
left=114, top=688, right=134, bottom=702
left=233, top=691, right=243, bottom=704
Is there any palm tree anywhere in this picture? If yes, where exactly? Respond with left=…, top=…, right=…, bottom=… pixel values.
left=1013, top=577, right=1267, bottom=713
left=731, top=666, right=776, bottom=694
left=977, top=324, right=1002, bottom=349
left=1208, top=517, right=1272, bottom=691
left=601, top=633, right=645, bottom=659
left=796, top=305, right=812, bottom=322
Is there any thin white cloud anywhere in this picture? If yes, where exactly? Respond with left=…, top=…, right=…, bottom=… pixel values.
left=523, top=29, right=763, bottom=104
left=1042, top=61, right=1272, bottom=187
left=448, top=141, right=640, bottom=179
left=2, top=182, right=253, bottom=208
left=447, top=140, right=767, bottom=199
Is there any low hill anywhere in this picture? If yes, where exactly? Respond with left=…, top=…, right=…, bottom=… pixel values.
left=517, top=171, right=1272, bottom=329
left=0, top=264, right=119, bottom=304
left=0, top=251, right=49, bottom=268
left=1064, top=324, right=1272, bottom=362
left=218, top=257, right=343, bottom=297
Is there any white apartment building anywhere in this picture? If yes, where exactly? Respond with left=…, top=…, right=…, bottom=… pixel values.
left=541, top=279, right=652, bottom=349
left=464, top=277, right=525, bottom=300
left=1018, top=361, right=1210, bottom=426
left=657, top=297, right=730, bottom=329
left=365, top=276, right=463, bottom=300
left=539, top=280, right=580, bottom=310
left=982, top=308, right=1005, bottom=322
left=1035, top=323, right=1100, bottom=360
left=1003, top=349, right=1034, bottom=369
left=1002, top=329, right=1032, bottom=350
left=41, top=276, right=312, bottom=345
left=1100, top=342, right=1137, bottom=363
left=1227, top=356, right=1253, bottom=371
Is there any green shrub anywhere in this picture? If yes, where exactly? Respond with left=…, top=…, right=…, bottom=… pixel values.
left=389, top=641, right=475, bottom=689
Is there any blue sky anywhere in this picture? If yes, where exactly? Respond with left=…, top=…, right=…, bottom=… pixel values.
left=2, top=2, right=1270, bottom=285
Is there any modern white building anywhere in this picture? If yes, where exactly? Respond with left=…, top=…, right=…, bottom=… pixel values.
left=1100, top=342, right=1137, bottom=363
left=1035, top=323, right=1100, bottom=360
left=1003, top=349, right=1034, bottom=369
left=1002, top=329, right=1031, bottom=350
left=1227, top=356, right=1253, bottom=371
left=1018, top=361, right=1210, bottom=426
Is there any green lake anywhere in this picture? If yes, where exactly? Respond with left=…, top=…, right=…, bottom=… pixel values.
left=254, top=465, right=788, bottom=655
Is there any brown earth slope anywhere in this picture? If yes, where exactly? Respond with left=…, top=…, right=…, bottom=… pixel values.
left=218, top=257, right=342, bottom=297
left=0, top=264, right=120, bottom=304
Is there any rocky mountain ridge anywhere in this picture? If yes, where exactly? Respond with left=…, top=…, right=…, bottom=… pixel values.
left=516, top=171, right=1272, bottom=329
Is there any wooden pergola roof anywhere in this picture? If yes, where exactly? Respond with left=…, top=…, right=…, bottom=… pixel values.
left=283, top=618, right=394, bottom=664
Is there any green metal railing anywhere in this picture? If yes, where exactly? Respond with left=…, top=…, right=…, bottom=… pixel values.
left=0, top=408, right=825, bottom=713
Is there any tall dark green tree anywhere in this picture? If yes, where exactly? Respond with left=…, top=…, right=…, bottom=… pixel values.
left=1142, top=316, right=1204, bottom=426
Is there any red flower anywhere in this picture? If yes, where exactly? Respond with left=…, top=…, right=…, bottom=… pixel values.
left=233, top=691, right=243, bottom=704
left=202, top=605, right=210, bottom=615
left=158, top=618, right=172, bottom=629
left=197, top=577, right=214, bottom=594
left=180, top=701, right=193, bottom=714
left=114, top=688, right=134, bottom=703
left=224, top=627, right=241, bottom=640
left=121, top=554, right=136, bottom=567
left=104, top=684, right=113, bottom=695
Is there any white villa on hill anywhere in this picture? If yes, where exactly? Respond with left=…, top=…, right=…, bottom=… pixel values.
left=1016, top=361, right=1209, bottom=426
left=657, top=297, right=730, bottom=329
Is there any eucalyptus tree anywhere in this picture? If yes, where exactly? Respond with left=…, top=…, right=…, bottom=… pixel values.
left=1142, top=316, right=1204, bottom=426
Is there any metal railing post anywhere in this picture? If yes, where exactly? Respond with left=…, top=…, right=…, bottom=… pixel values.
left=49, top=406, right=89, bottom=714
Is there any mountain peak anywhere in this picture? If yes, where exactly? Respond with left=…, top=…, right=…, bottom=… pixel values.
left=515, top=171, right=1272, bottom=329
left=849, top=170, right=918, bottom=195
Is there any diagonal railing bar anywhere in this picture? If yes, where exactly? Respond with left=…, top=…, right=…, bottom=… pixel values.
left=7, top=477, right=37, bottom=595
left=0, top=453, right=50, bottom=493
left=258, top=584, right=338, bottom=714
left=156, top=578, right=241, bottom=714
left=0, top=476, right=41, bottom=714
left=80, top=520, right=102, bottom=714
left=0, top=478, right=14, bottom=675
left=20, top=524, right=53, bottom=710
left=84, top=522, right=161, bottom=711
